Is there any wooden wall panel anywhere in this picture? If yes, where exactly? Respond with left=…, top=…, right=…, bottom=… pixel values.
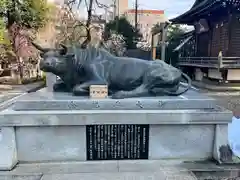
left=210, top=20, right=229, bottom=56
left=196, top=32, right=210, bottom=56
left=229, top=15, right=240, bottom=56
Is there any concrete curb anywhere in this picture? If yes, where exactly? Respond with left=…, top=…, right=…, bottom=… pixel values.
left=26, top=82, right=46, bottom=93
left=8, top=81, right=46, bottom=94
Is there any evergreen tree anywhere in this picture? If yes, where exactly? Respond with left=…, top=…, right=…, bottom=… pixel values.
left=104, top=16, right=142, bottom=49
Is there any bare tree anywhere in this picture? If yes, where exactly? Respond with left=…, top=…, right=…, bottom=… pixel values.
left=55, top=0, right=99, bottom=47
left=55, top=0, right=127, bottom=56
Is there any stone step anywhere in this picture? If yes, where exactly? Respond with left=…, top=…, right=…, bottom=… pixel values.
left=1, top=161, right=240, bottom=180
left=0, top=171, right=197, bottom=180
left=1, top=170, right=239, bottom=180
left=41, top=171, right=197, bottom=180
left=1, top=161, right=240, bottom=174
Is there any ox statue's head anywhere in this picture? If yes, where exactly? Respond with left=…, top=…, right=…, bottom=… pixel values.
left=31, top=42, right=74, bottom=75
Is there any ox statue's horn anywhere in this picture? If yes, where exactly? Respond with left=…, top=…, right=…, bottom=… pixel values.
left=31, top=42, right=49, bottom=52
left=59, top=43, right=68, bottom=55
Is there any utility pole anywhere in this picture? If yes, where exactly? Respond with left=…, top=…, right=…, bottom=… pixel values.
left=135, top=0, right=138, bottom=29
left=117, top=0, right=119, bottom=17
left=116, top=0, right=119, bottom=31
left=113, top=0, right=116, bottom=18
left=161, top=25, right=166, bottom=61
left=104, top=7, right=108, bottom=22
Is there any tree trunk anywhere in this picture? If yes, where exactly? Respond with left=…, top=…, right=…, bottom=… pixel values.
left=6, top=0, right=27, bottom=84
left=7, top=23, right=23, bottom=84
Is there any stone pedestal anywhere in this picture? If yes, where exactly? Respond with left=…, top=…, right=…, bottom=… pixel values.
left=0, top=127, right=17, bottom=170
left=46, top=73, right=56, bottom=91
left=0, top=88, right=233, bottom=170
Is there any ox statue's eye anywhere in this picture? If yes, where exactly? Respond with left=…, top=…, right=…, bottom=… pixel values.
left=40, top=53, right=44, bottom=58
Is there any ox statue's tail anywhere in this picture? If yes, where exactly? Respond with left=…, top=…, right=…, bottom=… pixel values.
left=162, top=72, right=192, bottom=96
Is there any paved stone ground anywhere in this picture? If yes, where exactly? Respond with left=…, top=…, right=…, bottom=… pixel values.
left=190, top=80, right=240, bottom=113
left=0, top=161, right=200, bottom=180
left=198, top=89, right=240, bottom=113
left=9, top=81, right=45, bottom=93
left=1, top=160, right=239, bottom=180
left=0, top=93, right=23, bottom=104
left=0, top=82, right=45, bottom=110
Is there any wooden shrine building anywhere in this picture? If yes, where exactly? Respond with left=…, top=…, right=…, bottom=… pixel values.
left=170, top=0, right=240, bottom=82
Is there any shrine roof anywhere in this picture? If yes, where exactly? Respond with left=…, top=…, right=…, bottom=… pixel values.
left=170, top=0, right=221, bottom=24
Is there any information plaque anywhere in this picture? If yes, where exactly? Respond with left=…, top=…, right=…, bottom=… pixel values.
left=86, top=124, right=149, bottom=160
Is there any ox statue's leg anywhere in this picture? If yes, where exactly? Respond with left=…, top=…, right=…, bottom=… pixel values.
left=111, top=67, right=158, bottom=99
left=111, top=85, right=149, bottom=99
left=72, top=80, right=107, bottom=96
left=111, top=66, right=164, bottom=99
left=53, top=81, right=69, bottom=92
left=72, top=84, right=89, bottom=96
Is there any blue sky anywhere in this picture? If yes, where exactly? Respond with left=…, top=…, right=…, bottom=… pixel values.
left=128, top=0, right=196, bottom=18
left=60, top=0, right=196, bottom=19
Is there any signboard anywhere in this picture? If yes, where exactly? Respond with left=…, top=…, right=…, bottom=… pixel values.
left=194, top=19, right=209, bottom=34
left=86, top=124, right=149, bottom=160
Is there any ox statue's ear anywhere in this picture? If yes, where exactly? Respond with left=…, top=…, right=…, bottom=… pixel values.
left=59, top=43, right=68, bottom=55
left=31, top=42, right=49, bottom=53
left=40, top=52, right=44, bottom=58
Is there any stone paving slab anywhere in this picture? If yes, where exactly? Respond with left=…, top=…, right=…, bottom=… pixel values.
left=192, top=81, right=240, bottom=91
left=0, top=93, right=25, bottom=111
left=1, top=161, right=240, bottom=180
left=0, top=175, right=42, bottom=180
left=1, top=160, right=240, bottom=175
left=41, top=171, right=197, bottom=180
left=0, top=161, right=119, bottom=175
left=0, top=93, right=23, bottom=104
left=10, top=81, right=45, bottom=93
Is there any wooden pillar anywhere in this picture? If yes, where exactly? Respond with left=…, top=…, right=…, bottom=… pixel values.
left=151, top=33, right=159, bottom=60
left=227, top=12, right=233, bottom=56
left=152, top=47, right=156, bottom=60
left=218, top=51, right=223, bottom=69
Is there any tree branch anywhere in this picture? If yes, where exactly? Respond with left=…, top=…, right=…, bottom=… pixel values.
left=81, top=0, right=94, bottom=48
left=0, top=12, right=7, bottom=17
left=95, top=0, right=109, bottom=9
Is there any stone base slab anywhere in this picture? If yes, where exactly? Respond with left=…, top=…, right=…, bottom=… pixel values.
left=0, top=109, right=232, bottom=126
left=13, top=125, right=214, bottom=162
left=12, top=88, right=217, bottom=111
left=0, top=124, right=233, bottom=169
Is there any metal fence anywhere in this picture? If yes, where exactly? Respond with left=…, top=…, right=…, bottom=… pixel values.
left=178, top=56, right=240, bottom=68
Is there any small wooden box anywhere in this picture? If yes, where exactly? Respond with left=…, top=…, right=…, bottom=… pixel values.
left=89, top=85, right=108, bottom=99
